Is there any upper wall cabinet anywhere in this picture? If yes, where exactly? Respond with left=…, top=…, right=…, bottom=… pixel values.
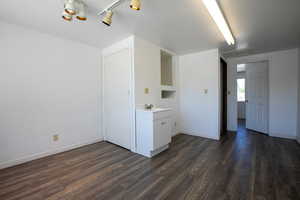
left=161, top=50, right=174, bottom=86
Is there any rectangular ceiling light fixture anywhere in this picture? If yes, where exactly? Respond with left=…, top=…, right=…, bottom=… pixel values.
left=202, top=0, right=235, bottom=45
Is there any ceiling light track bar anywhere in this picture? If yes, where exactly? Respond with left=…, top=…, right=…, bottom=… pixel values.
left=97, top=0, right=126, bottom=16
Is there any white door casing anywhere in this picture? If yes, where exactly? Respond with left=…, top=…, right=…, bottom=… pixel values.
left=103, top=48, right=132, bottom=150
left=245, top=61, right=269, bottom=134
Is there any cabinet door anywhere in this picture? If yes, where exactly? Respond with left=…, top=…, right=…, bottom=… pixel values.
left=153, top=118, right=171, bottom=150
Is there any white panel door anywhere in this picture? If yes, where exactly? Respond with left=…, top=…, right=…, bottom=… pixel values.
left=246, top=61, right=268, bottom=134
left=104, top=48, right=132, bottom=149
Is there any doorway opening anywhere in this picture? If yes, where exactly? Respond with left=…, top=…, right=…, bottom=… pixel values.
left=220, top=58, right=227, bottom=136
left=236, top=61, right=269, bottom=135
left=237, top=64, right=246, bottom=132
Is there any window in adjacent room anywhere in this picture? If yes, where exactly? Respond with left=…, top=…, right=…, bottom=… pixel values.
left=237, top=78, right=245, bottom=102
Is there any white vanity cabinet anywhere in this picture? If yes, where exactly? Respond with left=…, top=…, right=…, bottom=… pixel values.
left=136, top=108, right=172, bottom=157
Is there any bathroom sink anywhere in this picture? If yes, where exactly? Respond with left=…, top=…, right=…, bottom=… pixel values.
left=151, top=108, right=172, bottom=112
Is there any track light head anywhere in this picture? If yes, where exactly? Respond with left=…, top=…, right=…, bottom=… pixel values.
left=102, top=10, right=113, bottom=26
left=62, top=10, right=73, bottom=21
left=65, top=0, right=76, bottom=15
left=76, top=3, right=87, bottom=21
left=130, top=0, right=141, bottom=10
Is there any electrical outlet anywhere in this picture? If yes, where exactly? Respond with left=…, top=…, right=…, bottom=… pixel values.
left=204, top=89, right=208, bottom=94
left=144, top=88, right=149, bottom=94
left=53, top=134, right=59, bottom=142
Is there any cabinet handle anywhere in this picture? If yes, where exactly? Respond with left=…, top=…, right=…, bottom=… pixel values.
left=161, top=122, right=166, bottom=125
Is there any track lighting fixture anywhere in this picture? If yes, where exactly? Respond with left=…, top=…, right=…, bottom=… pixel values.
left=76, top=3, right=87, bottom=21
left=62, top=10, right=73, bottom=21
left=130, top=0, right=141, bottom=10
left=64, top=0, right=76, bottom=15
left=62, top=0, right=87, bottom=22
left=62, top=0, right=142, bottom=25
left=102, top=10, right=113, bottom=26
left=98, top=0, right=141, bottom=27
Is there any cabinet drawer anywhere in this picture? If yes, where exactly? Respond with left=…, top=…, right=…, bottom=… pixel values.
left=153, top=118, right=171, bottom=150
left=153, top=110, right=172, bottom=121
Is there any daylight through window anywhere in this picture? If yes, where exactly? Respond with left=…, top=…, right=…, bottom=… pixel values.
left=237, top=78, right=245, bottom=102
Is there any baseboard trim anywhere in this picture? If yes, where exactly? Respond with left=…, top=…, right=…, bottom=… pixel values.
left=269, top=133, right=296, bottom=140
left=172, top=132, right=181, bottom=137
left=181, top=132, right=219, bottom=141
left=0, top=138, right=103, bottom=170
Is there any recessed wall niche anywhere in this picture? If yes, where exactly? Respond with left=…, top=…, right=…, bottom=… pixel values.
left=161, top=50, right=173, bottom=86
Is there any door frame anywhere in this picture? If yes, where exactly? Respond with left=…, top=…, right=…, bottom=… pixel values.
left=102, top=37, right=136, bottom=152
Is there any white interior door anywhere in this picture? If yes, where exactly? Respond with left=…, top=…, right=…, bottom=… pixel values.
left=245, top=61, right=268, bottom=134
left=103, top=48, right=132, bottom=149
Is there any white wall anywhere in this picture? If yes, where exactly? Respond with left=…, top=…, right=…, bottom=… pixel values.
left=0, top=22, right=102, bottom=169
left=298, top=49, right=300, bottom=144
left=178, top=49, right=220, bottom=140
left=227, top=49, right=299, bottom=140
left=134, top=37, right=161, bottom=108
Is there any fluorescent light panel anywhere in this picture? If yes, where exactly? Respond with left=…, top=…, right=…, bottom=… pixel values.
left=202, top=0, right=235, bottom=45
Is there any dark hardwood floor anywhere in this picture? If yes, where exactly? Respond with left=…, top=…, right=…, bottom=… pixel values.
left=0, top=123, right=300, bottom=200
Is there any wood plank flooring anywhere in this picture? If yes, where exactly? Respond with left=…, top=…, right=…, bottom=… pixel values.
left=0, top=124, right=300, bottom=200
